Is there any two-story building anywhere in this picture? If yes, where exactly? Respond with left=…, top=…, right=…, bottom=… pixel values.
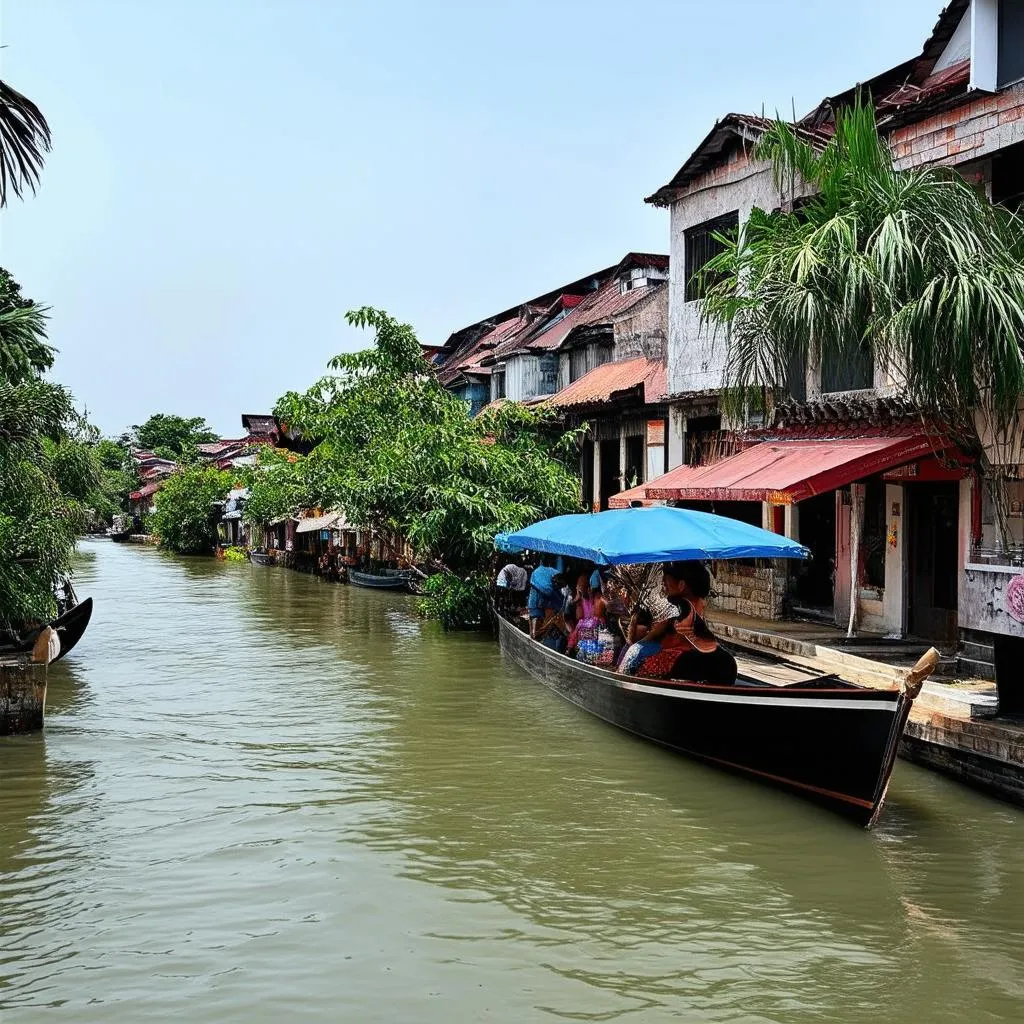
left=639, top=1, right=1024, bottom=693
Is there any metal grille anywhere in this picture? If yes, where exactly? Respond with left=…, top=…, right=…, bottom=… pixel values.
left=684, top=211, right=738, bottom=302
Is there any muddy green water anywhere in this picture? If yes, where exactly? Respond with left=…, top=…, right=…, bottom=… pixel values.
left=2, top=541, right=1023, bottom=1022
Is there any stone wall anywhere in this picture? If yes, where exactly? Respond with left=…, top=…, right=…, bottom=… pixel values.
left=709, top=562, right=788, bottom=620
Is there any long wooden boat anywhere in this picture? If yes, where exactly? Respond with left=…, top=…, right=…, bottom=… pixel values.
left=497, top=615, right=933, bottom=827
left=0, top=598, right=93, bottom=664
left=249, top=551, right=276, bottom=566
left=349, top=569, right=410, bottom=590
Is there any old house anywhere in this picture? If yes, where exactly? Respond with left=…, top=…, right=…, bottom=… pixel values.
left=640, top=0, right=1024, bottom=684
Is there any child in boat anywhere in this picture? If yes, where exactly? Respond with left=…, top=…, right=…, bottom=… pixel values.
left=634, top=562, right=738, bottom=685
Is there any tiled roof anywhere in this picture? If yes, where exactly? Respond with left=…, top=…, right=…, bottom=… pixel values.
left=130, top=480, right=164, bottom=500
left=548, top=357, right=667, bottom=409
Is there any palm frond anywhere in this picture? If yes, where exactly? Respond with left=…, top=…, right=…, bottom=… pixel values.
left=0, top=78, right=51, bottom=207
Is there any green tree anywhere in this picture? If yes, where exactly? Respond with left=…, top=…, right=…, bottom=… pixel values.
left=149, top=464, right=231, bottom=555
left=268, top=307, right=583, bottom=626
left=702, top=99, right=1024, bottom=549
left=131, top=413, right=218, bottom=458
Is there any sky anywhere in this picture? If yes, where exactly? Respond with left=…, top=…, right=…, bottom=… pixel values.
left=2, top=0, right=945, bottom=437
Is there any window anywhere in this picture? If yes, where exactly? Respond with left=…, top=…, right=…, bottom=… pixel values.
left=821, top=338, right=874, bottom=393
left=493, top=370, right=506, bottom=400
left=992, top=141, right=1024, bottom=212
left=999, top=0, right=1024, bottom=88
left=684, top=211, right=738, bottom=302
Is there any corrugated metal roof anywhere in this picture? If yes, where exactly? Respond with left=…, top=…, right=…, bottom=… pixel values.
left=548, top=357, right=667, bottom=409
left=645, top=435, right=940, bottom=504
left=525, top=280, right=663, bottom=352
left=294, top=511, right=352, bottom=533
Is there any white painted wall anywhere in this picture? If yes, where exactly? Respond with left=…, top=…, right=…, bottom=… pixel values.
left=667, top=160, right=790, bottom=398
left=972, top=0, right=999, bottom=92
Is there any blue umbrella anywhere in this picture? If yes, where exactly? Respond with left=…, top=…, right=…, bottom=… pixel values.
left=495, top=507, right=809, bottom=565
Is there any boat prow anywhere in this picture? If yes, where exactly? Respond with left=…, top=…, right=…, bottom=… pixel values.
left=50, top=597, right=93, bottom=662
left=497, top=615, right=928, bottom=827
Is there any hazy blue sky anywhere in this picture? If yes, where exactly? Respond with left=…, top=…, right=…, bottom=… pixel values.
left=3, top=0, right=943, bottom=436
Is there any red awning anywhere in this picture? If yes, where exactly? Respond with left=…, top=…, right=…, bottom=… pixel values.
left=645, top=435, right=942, bottom=505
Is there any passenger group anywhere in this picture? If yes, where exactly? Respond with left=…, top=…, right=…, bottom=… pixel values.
left=495, top=557, right=738, bottom=685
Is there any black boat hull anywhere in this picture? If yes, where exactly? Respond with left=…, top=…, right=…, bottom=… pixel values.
left=0, top=598, right=93, bottom=664
left=498, top=616, right=910, bottom=826
left=249, top=552, right=276, bottom=566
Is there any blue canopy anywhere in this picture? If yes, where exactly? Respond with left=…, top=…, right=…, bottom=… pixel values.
left=495, top=507, right=809, bottom=565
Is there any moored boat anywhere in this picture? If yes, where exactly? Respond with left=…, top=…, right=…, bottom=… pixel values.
left=249, top=551, right=276, bottom=566
left=349, top=569, right=411, bottom=590
left=0, top=598, right=94, bottom=664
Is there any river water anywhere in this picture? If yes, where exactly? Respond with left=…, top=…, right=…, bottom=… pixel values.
left=1, top=540, right=1023, bottom=1022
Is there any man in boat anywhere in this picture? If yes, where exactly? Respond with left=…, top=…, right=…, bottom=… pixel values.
left=495, top=559, right=529, bottom=615
left=527, top=564, right=569, bottom=652
left=631, top=562, right=738, bottom=685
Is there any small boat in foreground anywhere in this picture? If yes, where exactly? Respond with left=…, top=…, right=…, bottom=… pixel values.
left=495, top=507, right=937, bottom=826
left=249, top=551, right=276, bottom=566
left=349, top=569, right=411, bottom=590
left=1, top=597, right=94, bottom=664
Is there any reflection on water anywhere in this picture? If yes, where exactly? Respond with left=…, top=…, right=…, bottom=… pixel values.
left=1, top=540, right=1022, bottom=1021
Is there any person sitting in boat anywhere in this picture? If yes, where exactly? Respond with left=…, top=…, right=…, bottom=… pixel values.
left=633, top=562, right=738, bottom=685
left=566, top=571, right=616, bottom=665
left=527, top=564, right=569, bottom=652
left=495, top=559, right=529, bottom=615
left=616, top=608, right=657, bottom=674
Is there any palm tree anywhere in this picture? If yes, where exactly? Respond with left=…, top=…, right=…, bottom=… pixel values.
left=702, top=98, right=1024, bottom=552
left=0, top=77, right=50, bottom=207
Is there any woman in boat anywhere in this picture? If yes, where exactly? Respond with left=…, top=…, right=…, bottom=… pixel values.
left=634, top=562, right=738, bottom=685
left=567, top=572, right=620, bottom=667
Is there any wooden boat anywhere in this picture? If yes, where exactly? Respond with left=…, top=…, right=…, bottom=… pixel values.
left=349, top=569, right=411, bottom=590
left=249, top=551, right=276, bottom=566
left=0, top=598, right=93, bottom=664
left=497, top=615, right=935, bottom=827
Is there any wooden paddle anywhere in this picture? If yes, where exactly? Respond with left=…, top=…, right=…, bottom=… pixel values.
left=901, top=647, right=940, bottom=700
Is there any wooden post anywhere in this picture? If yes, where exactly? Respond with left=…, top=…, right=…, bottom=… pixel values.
left=1, top=655, right=48, bottom=735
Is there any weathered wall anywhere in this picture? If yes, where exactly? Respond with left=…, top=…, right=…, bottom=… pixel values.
left=505, top=353, right=559, bottom=402
left=666, top=154, right=782, bottom=397
left=961, top=564, right=1024, bottom=639
left=612, top=285, right=669, bottom=362
left=889, top=82, right=1024, bottom=170
left=709, top=562, right=788, bottom=620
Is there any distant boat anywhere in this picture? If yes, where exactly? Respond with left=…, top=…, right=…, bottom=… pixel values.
left=249, top=551, right=276, bottom=566
left=0, top=598, right=93, bottom=664
left=349, top=569, right=411, bottom=590
left=107, top=514, right=133, bottom=542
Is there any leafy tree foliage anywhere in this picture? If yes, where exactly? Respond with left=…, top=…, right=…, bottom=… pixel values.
left=255, top=307, right=583, bottom=626
left=149, top=464, right=231, bottom=555
left=131, top=413, right=218, bottom=459
left=702, top=100, right=1024, bottom=547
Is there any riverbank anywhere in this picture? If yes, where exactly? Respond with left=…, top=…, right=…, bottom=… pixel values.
left=3, top=539, right=1023, bottom=1022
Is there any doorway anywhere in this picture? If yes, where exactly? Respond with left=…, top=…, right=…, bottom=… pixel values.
left=792, top=491, right=836, bottom=613
left=598, top=439, right=621, bottom=511
left=908, top=482, right=959, bottom=642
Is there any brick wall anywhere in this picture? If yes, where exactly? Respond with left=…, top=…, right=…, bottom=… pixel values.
left=890, top=84, right=1024, bottom=169
left=709, top=562, right=788, bottom=620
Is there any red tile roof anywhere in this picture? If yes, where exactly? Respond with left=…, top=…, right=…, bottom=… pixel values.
left=130, top=480, right=164, bottom=500
left=548, top=357, right=667, bottom=409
